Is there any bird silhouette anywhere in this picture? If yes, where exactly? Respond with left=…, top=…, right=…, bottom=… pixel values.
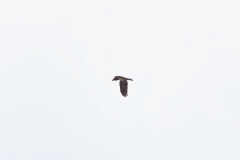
left=112, top=76, right=133, bottom=97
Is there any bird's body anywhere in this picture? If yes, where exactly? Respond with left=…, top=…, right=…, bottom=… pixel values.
left=112, top=76, right=133, bottom=97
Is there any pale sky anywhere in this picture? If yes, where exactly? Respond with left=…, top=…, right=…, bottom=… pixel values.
left=0, top=0, right=240, bottom=159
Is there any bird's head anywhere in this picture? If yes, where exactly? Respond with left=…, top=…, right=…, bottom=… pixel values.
left=112, top=76, right=119, bottom=81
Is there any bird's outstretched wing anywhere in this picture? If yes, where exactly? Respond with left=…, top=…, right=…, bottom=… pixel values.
left=119, top=80, right=128, bottom=97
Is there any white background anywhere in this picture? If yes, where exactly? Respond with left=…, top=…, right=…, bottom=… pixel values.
left=0, top=0, right=240, bottom=159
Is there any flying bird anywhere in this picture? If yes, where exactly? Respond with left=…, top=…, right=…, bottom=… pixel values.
left=112, top=76, right=133, bottom=97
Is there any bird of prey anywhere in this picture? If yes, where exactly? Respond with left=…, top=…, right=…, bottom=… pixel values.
left=112, top=76, right=133, bottom=97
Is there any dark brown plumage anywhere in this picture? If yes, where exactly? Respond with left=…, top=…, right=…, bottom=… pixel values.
left=112, top=76, right=133, bottom=97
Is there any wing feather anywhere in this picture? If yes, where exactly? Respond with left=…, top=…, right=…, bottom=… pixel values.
left=119, top=80, right=128, bottom=97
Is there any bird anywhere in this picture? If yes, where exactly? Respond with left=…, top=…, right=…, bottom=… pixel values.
left=112, top=76, right=133, bottom=97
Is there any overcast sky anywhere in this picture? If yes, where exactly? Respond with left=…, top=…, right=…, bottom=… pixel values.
left=0, top=0, right=240, bottom=159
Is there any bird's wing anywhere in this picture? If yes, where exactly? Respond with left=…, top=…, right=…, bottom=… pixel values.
left=119, top=80, right=128, bottom=97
